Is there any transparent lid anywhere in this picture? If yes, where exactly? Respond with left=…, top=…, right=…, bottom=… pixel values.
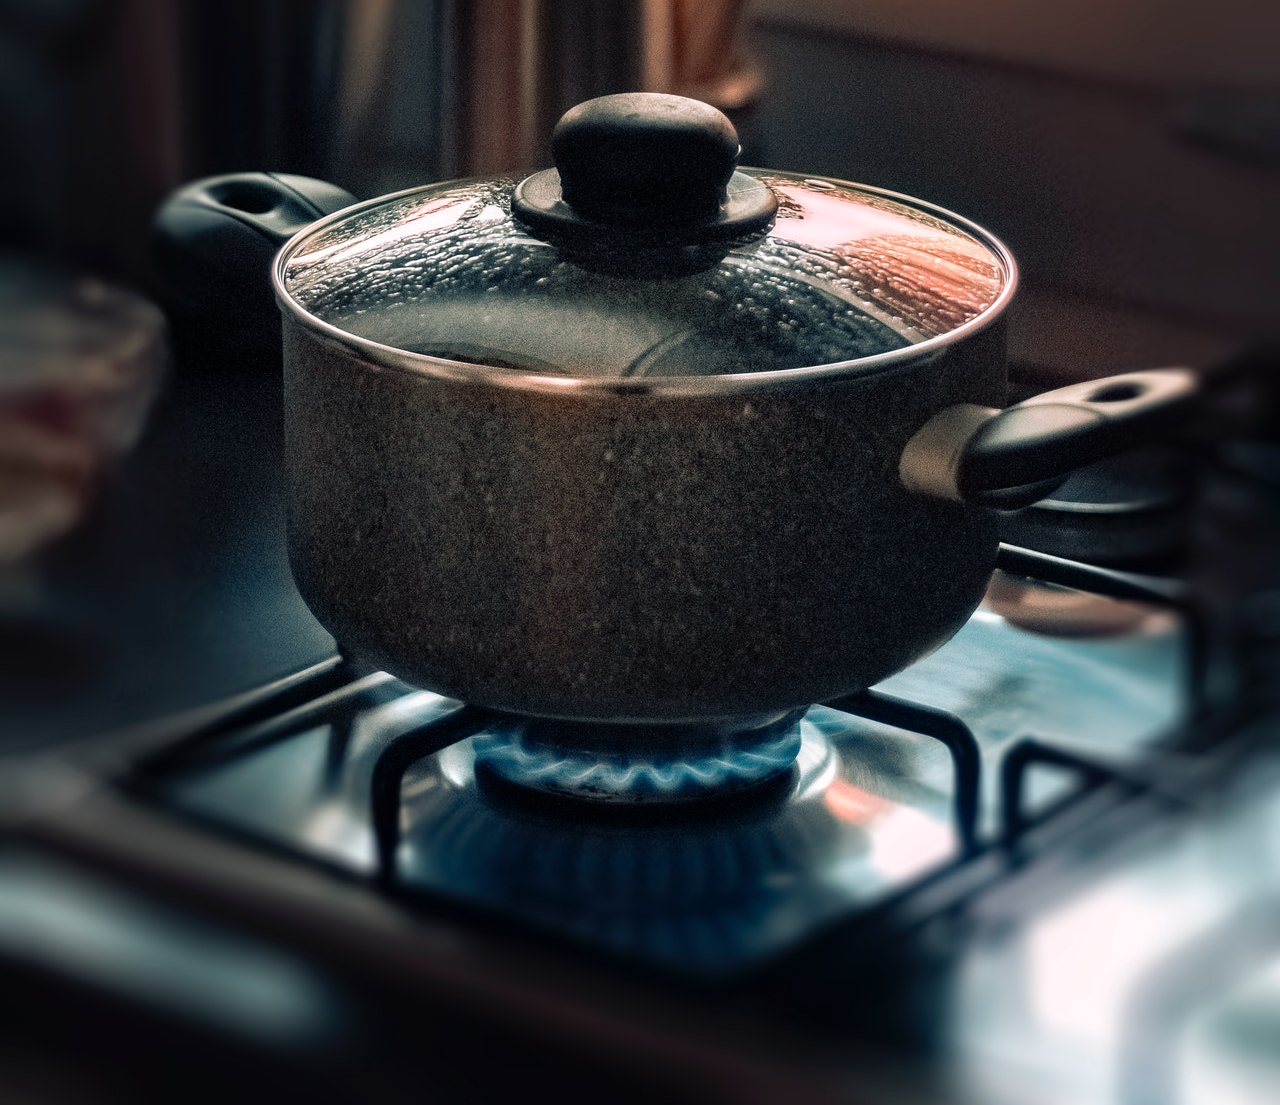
left=279, top=99, right=1012, bottom=380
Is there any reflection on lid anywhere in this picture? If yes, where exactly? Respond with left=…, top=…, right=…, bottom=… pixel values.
left=768, top=179, right=1005, bottom=336
left=290, top=195, right=482, bottom=270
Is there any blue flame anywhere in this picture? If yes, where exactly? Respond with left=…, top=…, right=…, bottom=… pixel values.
left=471, top=723, right=802, bottom=802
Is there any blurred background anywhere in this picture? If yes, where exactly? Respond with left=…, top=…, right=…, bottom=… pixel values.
left=4, top=0, right=1277, bottom=351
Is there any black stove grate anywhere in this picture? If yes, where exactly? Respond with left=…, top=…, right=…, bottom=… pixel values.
left=52, top=540, right=1215, bottom=979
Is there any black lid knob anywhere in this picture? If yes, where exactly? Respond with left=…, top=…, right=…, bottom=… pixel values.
left=512, top=93, right=777, bottom=270
left=552, top=93, right=740, bottom=226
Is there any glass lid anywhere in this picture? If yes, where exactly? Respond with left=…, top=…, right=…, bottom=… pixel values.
left=279, top=95, right=1012, bottom=380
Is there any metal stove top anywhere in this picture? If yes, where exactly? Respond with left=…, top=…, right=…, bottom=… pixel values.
left=146, top=556, right=1183, bottom=977
left=3, top=439, right=1278, bottom=1102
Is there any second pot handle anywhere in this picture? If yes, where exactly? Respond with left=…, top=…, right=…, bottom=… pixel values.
left=900, top=368, right=1200, bottom=508
left=153, top=172, right=357, bottom=319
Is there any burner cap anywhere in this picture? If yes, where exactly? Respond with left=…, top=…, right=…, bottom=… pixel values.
left=470, top=714, right=804, bottom=804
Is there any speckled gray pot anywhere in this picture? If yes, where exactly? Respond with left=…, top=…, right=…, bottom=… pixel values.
left=282, top=315, right=1009, bottom=726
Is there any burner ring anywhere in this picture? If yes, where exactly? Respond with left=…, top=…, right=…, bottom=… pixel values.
left=470, top=714, right=804, bottom=803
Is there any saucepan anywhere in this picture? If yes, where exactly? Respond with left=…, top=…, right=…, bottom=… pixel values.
left=154, top=93, right=1200, bottom=732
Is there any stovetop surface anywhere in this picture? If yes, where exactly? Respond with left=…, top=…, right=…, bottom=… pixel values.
left=5, top=531, right=1277, bottom=1105
left=0, top=335, right=1272, bottom=1100
left=150, top=601, right=1183, bottom=976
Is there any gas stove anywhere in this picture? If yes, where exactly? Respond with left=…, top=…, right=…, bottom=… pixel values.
left=110, top=543, right=1187, bottom=977
left=5, top=468, right=1279, bottom=1105
left=3, top=349, right=1279, bottom=1102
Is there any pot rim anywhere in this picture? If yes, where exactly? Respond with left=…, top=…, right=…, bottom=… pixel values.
left=271, top=170, right=1018, bottom=397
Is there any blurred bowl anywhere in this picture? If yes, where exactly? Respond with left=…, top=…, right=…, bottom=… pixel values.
left=0, top=256, right=166, bottom=561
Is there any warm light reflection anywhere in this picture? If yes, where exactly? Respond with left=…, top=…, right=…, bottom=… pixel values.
left=824, top=778, right=891, bottom=823
left=768, top=180, right=1004, bottom=335
left=824, top=779, right=954, bottom=880
left=771, top=184, right=940, bottom=249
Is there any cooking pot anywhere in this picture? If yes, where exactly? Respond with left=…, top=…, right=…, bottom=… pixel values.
left=155, top=93, right=1199, bottom=733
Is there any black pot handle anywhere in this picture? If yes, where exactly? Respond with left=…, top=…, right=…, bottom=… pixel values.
left=152, top=172, right=357, bottom=320
left=900, top=368, right=1201, bottom=508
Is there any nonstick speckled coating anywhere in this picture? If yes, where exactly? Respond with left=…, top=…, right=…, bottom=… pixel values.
left=284, top=318, right=1007, bottom=725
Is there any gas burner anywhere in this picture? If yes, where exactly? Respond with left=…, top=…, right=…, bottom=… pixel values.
left=9, top=540, right=1205, bottom=991
left=402, top=723, right=843, bottom=971
left=470, top=713, right=805, bottom=804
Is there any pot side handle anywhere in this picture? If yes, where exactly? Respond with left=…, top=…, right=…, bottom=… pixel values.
left=152, top=172, right=357, bottom=319
left=899, top=368, right=1200, bottom=508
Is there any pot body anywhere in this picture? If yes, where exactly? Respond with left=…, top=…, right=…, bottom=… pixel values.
left=283, top=316, right=1007, bottom=724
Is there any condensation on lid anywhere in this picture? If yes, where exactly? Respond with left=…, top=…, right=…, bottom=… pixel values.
left=280, top=171, right=1012, bottom=379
